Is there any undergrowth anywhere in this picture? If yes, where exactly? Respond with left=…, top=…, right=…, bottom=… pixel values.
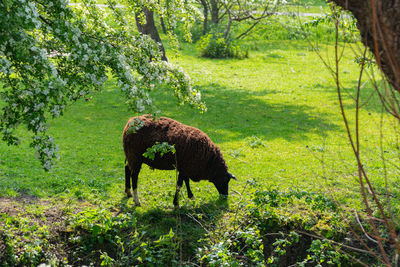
left=197, top=33, right=248, bottom=59
left=0, top=188, right=378, bottom=266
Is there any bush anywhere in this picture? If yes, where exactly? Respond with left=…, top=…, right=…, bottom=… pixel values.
left=196, top=188, right=371, bottom=266
left=197, top=33, right=248, bottom=59
left=189, top=21, right=205, bottom=43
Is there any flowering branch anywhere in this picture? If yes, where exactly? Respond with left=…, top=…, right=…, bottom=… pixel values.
left=0, top=0, right=205, bottom=170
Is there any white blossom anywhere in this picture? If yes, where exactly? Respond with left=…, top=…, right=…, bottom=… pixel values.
left=0, top=0, right=205, bottom=170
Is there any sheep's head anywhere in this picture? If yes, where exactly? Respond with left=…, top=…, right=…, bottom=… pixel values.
left=213, top=172, right=236, bottom=196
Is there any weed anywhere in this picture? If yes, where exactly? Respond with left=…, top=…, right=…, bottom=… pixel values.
left=246, top=136, right=266, bottom=148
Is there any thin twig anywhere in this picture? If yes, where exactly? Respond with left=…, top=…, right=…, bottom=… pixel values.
left=185, top=213, right=211, bottom=235
left=354, top=209, right=378, bottom=244
left=295, top=230, right=375, bottom=255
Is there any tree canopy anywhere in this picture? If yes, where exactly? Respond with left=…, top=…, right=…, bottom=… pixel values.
left=0, top=0, right=205, bottom=170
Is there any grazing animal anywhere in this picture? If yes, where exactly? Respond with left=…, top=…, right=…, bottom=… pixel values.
left=123, top=115, right=236, bottom=206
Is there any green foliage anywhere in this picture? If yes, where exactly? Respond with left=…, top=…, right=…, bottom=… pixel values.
left=173, top=20, right=204, bottom=43
left=69, top=207, right=135, bottom=246
left=245, top=10, right=358, bottom=43
left=142, top=142, right=176, bottom=161
left=248, top=189, right=351, bottom=265
left=0, top=210, right=53, bottom=266
left=126, top=118, right=145, bottom=135
left=267, top=232, right=346, bottom=266
left=198, top=226, right=265, bottom=267
left=197, top=33, right=248, bottom=59
left=250, top=188, right=342, bottom=238
left=252, top=188, right=337, bottom=211
left=189, top=21, right=206, bottom=43
left=0, top=0, right=205, bottom=170
left=2, top=37, right=399, bottom=266
left=302, top=5, right=359, bottom=43
left=196, top=188, right=352, bottom=266
left=298, top=239, right=345, bottom=266
left=267, top=231, right=300, bottom=264
left=354, top=56, right=376, bottom=68
left=62, top=205, right=180, bottom=265
left=246, top=136, right=266, bottom=149
left=199, top=241, right=240, bottom=267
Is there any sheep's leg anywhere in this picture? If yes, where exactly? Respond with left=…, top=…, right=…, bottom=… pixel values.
left=125, top=165, right=133, bottom=197
left=173, top=174, right=184, bottom=207
left=184, top=178, right=194, bottom=199
left=131, top=163, right=142, bottom=206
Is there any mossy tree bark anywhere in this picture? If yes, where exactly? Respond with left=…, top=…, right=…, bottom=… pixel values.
left=199, top=0, right=209, bottom=34
left=135, top=7, right=168, bottom=61
left=210, top=0, right=219, bottom=24
left=330, top=0, right=400, bottom=92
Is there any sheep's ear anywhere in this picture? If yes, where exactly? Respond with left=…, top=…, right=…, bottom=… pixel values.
left=229, top=173, right=237, bottom=180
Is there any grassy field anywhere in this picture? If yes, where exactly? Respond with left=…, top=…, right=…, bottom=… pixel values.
left=1, top=40, right=397, bottom=203
left=1, top=39, right=399, bottom=265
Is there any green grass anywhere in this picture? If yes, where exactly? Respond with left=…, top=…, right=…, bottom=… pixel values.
left=1, top=41, right=391, bottom=202
left=281, top=0, right=329, bottom=14
left=1, top=40, right=399, bottom=265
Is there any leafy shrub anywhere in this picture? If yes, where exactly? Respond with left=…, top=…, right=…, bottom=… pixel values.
left=0, top=212, right=51, bottom=266
left=189, top=21, right=206, bottom=43
left=250, top=188, right=342, bottom=238
left=67, top=207, right=180, bottom=266
left=197, top=33, right=248, bottom=59
left=197, top=188, right=355, bottom=266
left=249, top=188, right=352, bottom=265
left=198, top=226, right=264, bottom=267
left=0, top=188, right=377, bottom=266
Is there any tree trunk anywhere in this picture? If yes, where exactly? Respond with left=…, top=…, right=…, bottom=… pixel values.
left=160, top=16, right=167, bottom=34
left=223, top=18, right=232, bottom=39
left=200, top=0, right=209, bottom=34
left=157, top=0, right=167, bottom=34
left=330, top=0, right=400, bottom=92
left=135, top=7, right=168, bottom=61
left=210, top=0, right=219, bottom=25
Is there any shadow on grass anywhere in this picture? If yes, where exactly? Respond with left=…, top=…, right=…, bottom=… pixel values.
left=310, top=81, right=387, bottom=114
left=181, top=40, right=314, bottom=56
left=119, top=196, right=229, bottom=260
left=153, top=83, right=339, bottom=143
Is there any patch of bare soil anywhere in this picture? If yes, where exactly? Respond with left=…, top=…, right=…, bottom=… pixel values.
left=0, top=196, right=90, bottom=264
left=0, top=196, right=65, bottom=227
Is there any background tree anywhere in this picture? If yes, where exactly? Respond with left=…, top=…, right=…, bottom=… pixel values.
left=196, top=0, right=222, bottom=33
left=310, top=2, right=400, bottom=264
left=135, top=5, right=168, bottom=61
left=197, top=0, right=281, bottom=41
left=221, top=0, right=280, bottom=40
left=330, top=0, right=400, bottom=106
left=198, top=0, right=209, bottom=34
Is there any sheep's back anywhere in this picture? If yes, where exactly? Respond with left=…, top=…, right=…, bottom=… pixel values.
left=123, top=115, right=227, bottom=180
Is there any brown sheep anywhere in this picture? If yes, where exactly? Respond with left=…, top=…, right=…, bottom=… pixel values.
left=123, top=114, right=236, bottom=206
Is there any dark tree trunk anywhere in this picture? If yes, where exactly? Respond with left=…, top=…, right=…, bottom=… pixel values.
left=135, top=7, right=168, bottom=61
left=200, top=0, right=209, bottom=34
left=160, top=16, right=167, bottom=34
left=210, top=0, right=219, bottom=25
left=330, top=0, right=400, bottom=92
left=157, top=0, right=167, bottom=34
left=223, top=18, right=232, bottom=39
